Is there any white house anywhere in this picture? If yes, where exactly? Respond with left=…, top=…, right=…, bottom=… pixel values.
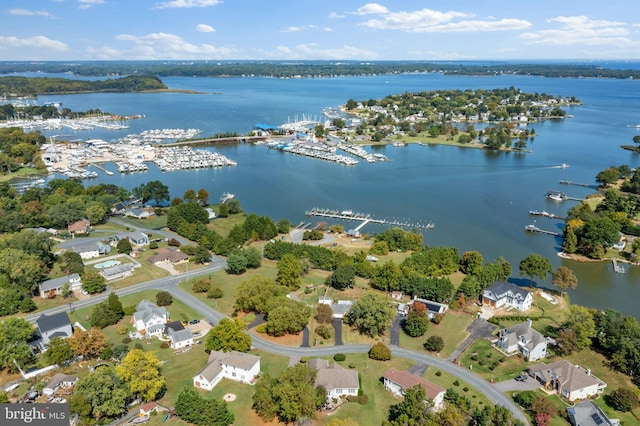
left=496, top=319, right=548, bottom=361
left=131, top=300, right=168, bottom=337
left=308, top=359, right=359, bottom=401
left=71, top=243, right=100, bottom=260
left=382, top=368, right=446, bottom=411
left=39, top=274, right=82, bottom=299
left=43, top=373, right=78, bottom=396
left=529, top=360, right=607, bottom=402
left=482, top=281, right=532, bottom=312
left=115, top=231, right=149, bottom=246
left=100, top=263, right=135, bottom=281
left=193, top=350, right=260, bottom=391
left=165, top=321, right=194, bottom=349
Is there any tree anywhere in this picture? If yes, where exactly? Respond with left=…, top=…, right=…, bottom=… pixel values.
left=387, top=384, right=427, bottom=425
left=551, top=266, right=578, bottom=296
left=134, top=180, right=170, bottom=206
left=562, top=226, right=578, bottom=253
left=555, top=328, right=580, bottom=355
left=460, top=251, right=483, bottom=274
left=194, top=245, right=211, bottom=264
left=315, top=304, right=333, bottom=324
left=531, top=395, right=556, bottom=426
left=605, top=387, right=639, bottom=412
left=72, top=366, right=130, bottom=421
left=266, top=298, right=312, bottom=336
left=595, top=166, right=621, bottom=187
left=345, top=99, right=358, bottom=110
left=0, top=317, right=35, bottom=372
left=564, top=305, right=596, bottom=350
left=423, top=335, right=445, bottom=353
left=243, top=247, right=262, bottom=269
left=234, top=276, right=287, bottom=314
left=197, top=188, right=209, bottom=205
left=205, top=318, right=252, bottom=353
left=578, top=217, right=621, bottom=258
left=369, top=342, right=392, bottom=360
left=68, top=327, right=107, bottom=359
left=226, top=198, right=242, bottom=214
left=328, top=263, right=356, bottom=290
left=403, top=302, right=430, bottom=337
left=156, top=291, right=173, bottom=306
left=519, top=254, right=552, bottom=287
left=225, top=252, right=248, bottom=274
left=116, top=238, right=132, bottom=254
left=116, top=349, right=166, bottom=402
left=344, top=293, right=396, bottom=337
left=45, top=337, right=73, bottom=365
left=82, top=270, right=107, bottom=294
left=175, top=387, right=234, bottom=426
left=276, top=253, right=302, bottom=289
left=192, top=278, right=211, bottom=293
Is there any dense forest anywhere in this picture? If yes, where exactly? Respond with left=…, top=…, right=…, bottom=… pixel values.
left=0, top=61, right=639, bottom=80
left=0, top=75, right=166, bottom=96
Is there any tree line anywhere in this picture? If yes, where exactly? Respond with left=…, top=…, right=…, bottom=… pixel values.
left=0, top=75, right=166, bottom=96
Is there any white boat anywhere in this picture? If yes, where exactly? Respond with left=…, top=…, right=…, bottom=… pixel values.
left=546, top=191, right=566, bottom=201
left=340, top=210, right=353, bottom=216
left=561, top=163, right=569, bottom=168
left=220, top=192, right=235, bottom=204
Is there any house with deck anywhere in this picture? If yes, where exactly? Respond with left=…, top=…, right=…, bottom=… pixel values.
left=496, top=319, right=548, bottom=361
left=39, top=274, right=82, bottom=299
left=382, top=368, right=446, bottom=411
left=193, top=350, right=260, bottom=391
left=308, top=358, right=359, bottom=401
left=482, top=281, right=532, bottom=312
left=529, top=360, right=607, bottom=401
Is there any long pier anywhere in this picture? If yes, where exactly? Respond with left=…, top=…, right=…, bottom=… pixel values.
left=524, top=223, right=561, bottom=236
left=560, top=180, right=598, bottom=189
left=165, top=135, right=268, bottom=147
left=529, top=210, right=565, bottom=220
left=91, top=163, right=114, bottom=176
left=305, top=208, right=434, bottom=231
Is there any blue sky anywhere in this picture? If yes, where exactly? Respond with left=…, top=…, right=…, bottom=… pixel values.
left=1, top=0, right=639, bottom=61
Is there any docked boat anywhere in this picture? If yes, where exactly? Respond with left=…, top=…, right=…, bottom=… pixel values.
left=546, top=191, right=566, bottom=201
left=220, top=192, right=235, bottom=204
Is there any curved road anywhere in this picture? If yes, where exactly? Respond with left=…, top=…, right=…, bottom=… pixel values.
left=27, top=261, right=528, bottom=424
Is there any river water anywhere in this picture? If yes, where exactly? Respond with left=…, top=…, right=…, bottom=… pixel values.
left=32, top=71, right=640, bottom=317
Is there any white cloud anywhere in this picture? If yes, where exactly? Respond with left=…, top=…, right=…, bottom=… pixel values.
left=155, top=0, right=222, bottom=9
left=412, top=18, right=531, bottom=33
left=354, top=3, right=388, bottom=16
left=8, top=9, right=52, bottom=17
left=196, top=24, right=216, bottom=33
left=112, top=32, right=236, bottom=59
left=259, top=43, right=377, bottom=60
left=78, top=0, right=104, bottom=9
left=323, top=27, right=333, bottom=32
left=281, top=25, right=317, bottom=33
left=520, top=15, right=632, bottom=46
left=0, top=35, right=68, bottom=51
left=328, top=11, right=345, bottom=19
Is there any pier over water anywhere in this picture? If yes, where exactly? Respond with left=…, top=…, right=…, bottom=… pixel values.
left=305, top=207, right=434, bottom=232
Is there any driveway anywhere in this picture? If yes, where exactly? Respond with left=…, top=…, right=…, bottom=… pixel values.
left=390, top=315, right=402, bottom=346
left=493, top=376, right=541, bottom=392
left=407, top=363, right=428, bottom=377
left=332, top=318, right=343, bottom=346
left=301, top=326, right=310, bottom=348
left=447, top=318, right=497, bottom=362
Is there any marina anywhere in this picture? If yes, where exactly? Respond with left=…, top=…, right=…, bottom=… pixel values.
left=305, top=207, right=435, bottom=232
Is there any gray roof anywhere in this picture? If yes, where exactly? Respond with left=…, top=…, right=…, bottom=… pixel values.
left=483, top=281, right=531, bottom=301
left=45, top=373, right=78, bottom=390
left=40, top=274, right=80, bottom=292
left=529, top=360, right=606, bottom=392
left=567, top=400, right=620, bottom=426
left=330, top=300, right=353, bottom=316
left=35, top=312, right=71, bottom=334
left=309, top=359, right=359, bottom=391
left=101, top=263, right=134, bottom=278
left=133, top=299, right=167, bottom=324
left=168, top=327, right=193, bottom=344
left=500, top=321, right=546, bottom=350
left=72, top=243, right=99, bottom=253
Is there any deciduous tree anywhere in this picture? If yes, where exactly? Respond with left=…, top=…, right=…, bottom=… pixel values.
left=234, top=276, right=287, bottom=314
left=344, top=293, right=395, bottom=337
left=266, top=298, right=312, bottom=336
left=403, top=302, right=430, bottom=337
left=82, top=270, right=107, bottom=294
left=519, top=254, right=552, bottom=287
left=45, top=337, right=73, bottom=365
left=68, top=327, right=107, bottom=359
left=276, top=253, right=302, bottom=289
left=156, top=291, right=173, bottom=307
left=116, top=349, right=166, bottom=402
left=551, top=266, right=578, bottom=296
left=0, top=317, right=35, bottom=372
left=205, top=318, right=251, bottom=353
left=72, top=366, right=130, bottom=421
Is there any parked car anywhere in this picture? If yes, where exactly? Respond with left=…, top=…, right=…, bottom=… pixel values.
left=515, top=374, right=528, bottom=382
left=189, top=319, right=200, bottom=325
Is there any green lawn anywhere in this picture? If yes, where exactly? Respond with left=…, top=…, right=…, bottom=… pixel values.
left=399, top=311, right=475, bottom=358
left=457, top=339, right=528, bottom=383
left=207, top=212, right=248, bottom=237
left=112, top=215, right=168, bottom=231
left=423, top=368, right=492, bottom=408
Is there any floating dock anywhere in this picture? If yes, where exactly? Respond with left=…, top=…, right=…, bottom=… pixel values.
left=529, top=210, right=565, bottom=220
left=612, top=258, right=626, bottom=273
left=305, top=207, right=434, bottom=231
left=524, top=223, right=561, bottom=236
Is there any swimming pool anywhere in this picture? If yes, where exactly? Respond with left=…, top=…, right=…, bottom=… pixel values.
left=94, top=260, right=121, bottom=269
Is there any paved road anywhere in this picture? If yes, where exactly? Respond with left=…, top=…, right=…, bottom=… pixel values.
left=447, top=317, right=497, bottom=361
left=28, top=263, right=528, bottom=425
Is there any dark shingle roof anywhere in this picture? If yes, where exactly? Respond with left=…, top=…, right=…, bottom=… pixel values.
left=35, top=312, right=71, bottom=333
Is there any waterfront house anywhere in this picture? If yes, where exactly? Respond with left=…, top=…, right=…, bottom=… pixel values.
left=68, top=219, right=91, bottom=235
left=482, top=281, right=532, bottom=312
left=567, top=400, right=620, bottom=426
left=100, top=263, right=135, bottom=281
left=529, top=360, right=607, bottom=401
left=307, top=359, right=359, bottom=401
left=148, top=247, right=190, bottom=265
left=39, top=273, right=82, bottom=299
left=124, top=207, right=154, bottom=219
left=382, top=368, right=446, bottom=411
left=496, top=319, right=548, bottom=361
left=33, top=312, right=73, bottom=350
left=193, top=350, right=260, bottom=391
left=43, top=373, right=78, bottom=396
left=398, top=297, right=448, bottom=319
left=165, top=321, right=193, bottom=349
left=131, top=300, right=168, bottom=337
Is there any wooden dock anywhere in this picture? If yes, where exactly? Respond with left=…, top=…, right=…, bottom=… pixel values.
left=560, top=180, right=598, bottom=189
left=91, top=163, right=114, bottom=176
left=524, top=223, right=561, bottom=236
left=305, top=208, right=434, bottom=231
left=529, top=210, right=565, bottom=220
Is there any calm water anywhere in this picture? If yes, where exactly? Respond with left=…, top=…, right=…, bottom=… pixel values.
left=35, top=72, right=640, bottom=317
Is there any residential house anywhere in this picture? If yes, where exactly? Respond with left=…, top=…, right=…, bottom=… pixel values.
left=496, top=319, right=548, bottom=361
left=397, top=297, right=448, bottom=319
left=115, top=231, right=149, bottom=246
left=318, top=296, right=333, bottom=306
left=529, top=360, right=607, bottom=401
left=308, top=358, right=359, bottom=401
left=330, top=300, right=353, bottom=319
left=148, top=247, right=190, bottom=265
left=165, top=321, right=194, bottom=349
left=382, top=368, right=446, bottom=411
left=567, top=400, right=620, bottom=426
left=43, top=373, right=78, bottom=396
left=39, top=274, right=82, bottom=299
left=124, top=207, right=154, bottom=219
left=131, top=300, right=168, bottom=337
left=33, top=312, right=73, bottom=350
left=71, top=242, right=110, bottom=259
left=193, top=350, right=261, bottom=391
left=139, top=402, right=160, bottom=416
left=68, top=219, right=91, bottom=235
left=100, top=263, right=135, bottom=281
left=482, top=281, right=533, bottom=312
left=391, top=291, right=403, bottom=300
